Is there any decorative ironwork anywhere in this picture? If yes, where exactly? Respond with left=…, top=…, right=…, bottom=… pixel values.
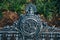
left=0, top=3, right=60, bottom=40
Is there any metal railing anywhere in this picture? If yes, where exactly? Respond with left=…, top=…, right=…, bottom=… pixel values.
left=0, top=31, right=60, bottom=40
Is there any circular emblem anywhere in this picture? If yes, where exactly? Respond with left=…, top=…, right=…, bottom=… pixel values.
left=20, top=16, right=41, bottom=36
left=23, top=19, right=38, bottom=35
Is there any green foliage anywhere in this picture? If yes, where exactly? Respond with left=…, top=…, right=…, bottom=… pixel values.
left=36, top=0, right=58, bottom=20
left=0, top=0, right=26, bottom=11
left=0, top=0, right=59, bottom=20
left=0, top=0, right=26, bottom=15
